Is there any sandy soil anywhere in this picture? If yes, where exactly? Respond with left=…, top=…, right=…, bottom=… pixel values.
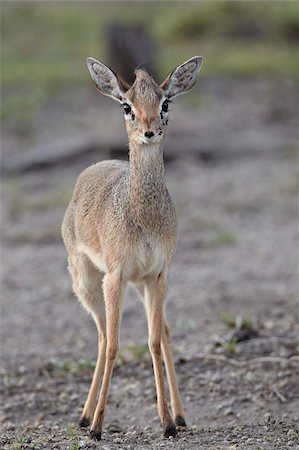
left=1, top=76, right=299, bottom=449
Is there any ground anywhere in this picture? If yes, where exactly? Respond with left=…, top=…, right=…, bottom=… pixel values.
left=1, top=75, right=299, bottom=450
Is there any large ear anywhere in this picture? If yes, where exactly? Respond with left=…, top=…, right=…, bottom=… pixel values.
left=160, top=56, right=203, bottom=99
left=86, top=57, right=130, bottom=103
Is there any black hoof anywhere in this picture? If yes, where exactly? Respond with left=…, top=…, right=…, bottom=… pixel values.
left=175, top=415, right=187, bottom=428
left=90, top=429, right=102, bottom=441
left=79, top=416, right=90, bottom=428
left=164, top=423, right=177, bottom=438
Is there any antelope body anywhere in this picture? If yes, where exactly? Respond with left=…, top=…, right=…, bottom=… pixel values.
left=62, top=56, right=202, bottom=440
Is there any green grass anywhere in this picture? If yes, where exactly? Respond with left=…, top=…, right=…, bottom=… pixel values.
left=39, top=358, right=96, bottom=378
left=280, top=173, right=299, bottom=196
left=16, top=435, right=39, bottom=450
left=2, top=1, right=298, bottom=132
left=66, top=426, right=86, bottom=440
left=115, top=341, right=150, bottom=365
left=224, top=337, right=238, bottom=355
left=69, top=443, right=80, bottom=450
left=279, top=145, right=299, bottom=159
left=220, top=313, right=253, bottom=330
left=2, top=1, right=298, bottom=87
left=16, top=437, right=27, bottom=450
left=127, top=342, right=149, bottom=360
left=209, top=230, right=237, bottom=247
left=154, top=1, right=299, bottom=43
left=2, top=372, right=18, bottom=389
left=55, top=358, right=95, bottom=375
left=224, top=198, right=266, bottom=215
left=3, top=178, right=73, bottom=218
left=78, top=357, right=96, bottom=372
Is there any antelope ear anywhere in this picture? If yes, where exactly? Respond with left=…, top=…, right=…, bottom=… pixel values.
left=87, top=57, right=130, bottom=103
left=160, top=56, right=203, bottom=99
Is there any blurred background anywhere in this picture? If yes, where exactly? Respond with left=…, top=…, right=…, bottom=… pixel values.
left=2, top=1, right=298, bottom=143
left=1, top=1, right=299, bottom=448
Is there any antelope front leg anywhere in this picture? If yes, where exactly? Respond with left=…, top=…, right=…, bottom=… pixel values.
left=90, top=272, right=124, bottom=440
left=145, top=273, right=177, bottom=438
left=79, top=316, right=106, bottom=428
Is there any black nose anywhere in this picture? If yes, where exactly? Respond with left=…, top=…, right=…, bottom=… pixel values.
left=144, top=131, right=154, bottom=138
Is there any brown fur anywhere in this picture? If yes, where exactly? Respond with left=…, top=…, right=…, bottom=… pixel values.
left=62, top=56, right=202, bottom=440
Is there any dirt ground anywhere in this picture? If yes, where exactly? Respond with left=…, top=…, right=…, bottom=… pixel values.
left=1, top=75, right=299, bottom=449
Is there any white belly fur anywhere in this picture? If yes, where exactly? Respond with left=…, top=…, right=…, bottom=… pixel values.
left=78, top=241, right=166, bottom=281
left=124, top=241, right=166, bottom=281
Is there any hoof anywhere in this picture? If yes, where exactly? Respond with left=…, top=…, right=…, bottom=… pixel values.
left=90, top=429, right=102, bottom=441
left=79, top=416, right=90, bottom=428
left=164, top=422, right=177, bottom=438
left=175, top=415, right=187, bottom=428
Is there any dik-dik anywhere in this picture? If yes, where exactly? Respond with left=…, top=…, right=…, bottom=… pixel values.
left=62, top=56, right=202, bottom=440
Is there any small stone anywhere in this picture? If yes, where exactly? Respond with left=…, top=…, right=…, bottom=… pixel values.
left=223, top=407, right=233, bottom=416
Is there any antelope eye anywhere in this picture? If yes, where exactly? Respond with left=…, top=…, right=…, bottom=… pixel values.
left=161, top=100, right=169, bottom=113
left=123, top=103, right=131, bottom=114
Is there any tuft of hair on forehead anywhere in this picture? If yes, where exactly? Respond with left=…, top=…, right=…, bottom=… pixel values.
left=128, top=69, right=162, bottom=104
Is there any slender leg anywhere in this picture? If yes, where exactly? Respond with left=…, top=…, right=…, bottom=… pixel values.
left=161, top=321, right=186, bottom=427
left=90, top=272, right=124, bottom=440
left=144, top=273, right=176, bottom=438
left=135, top=282, right=186, bottom=428
left=68, top=253, right=106, bottom=427
left=79, top=314, right=106, bottom=427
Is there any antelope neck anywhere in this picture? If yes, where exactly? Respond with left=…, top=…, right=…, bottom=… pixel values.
left=127, top=141, right=167, bottom=224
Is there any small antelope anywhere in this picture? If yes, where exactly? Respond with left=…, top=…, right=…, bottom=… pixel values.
left=62, top=55, right=202, bottom=440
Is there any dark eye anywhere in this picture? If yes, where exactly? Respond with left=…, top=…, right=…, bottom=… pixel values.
left=123, top=103, right=131, bottom=115
left=161, top=100, right=169, bottom=113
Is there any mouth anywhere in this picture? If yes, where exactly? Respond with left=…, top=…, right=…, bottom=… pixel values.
left=141, top=135, right=163, bottom=145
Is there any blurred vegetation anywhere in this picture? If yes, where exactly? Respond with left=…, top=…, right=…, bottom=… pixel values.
left=1, top=1, right=298, bottom=131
